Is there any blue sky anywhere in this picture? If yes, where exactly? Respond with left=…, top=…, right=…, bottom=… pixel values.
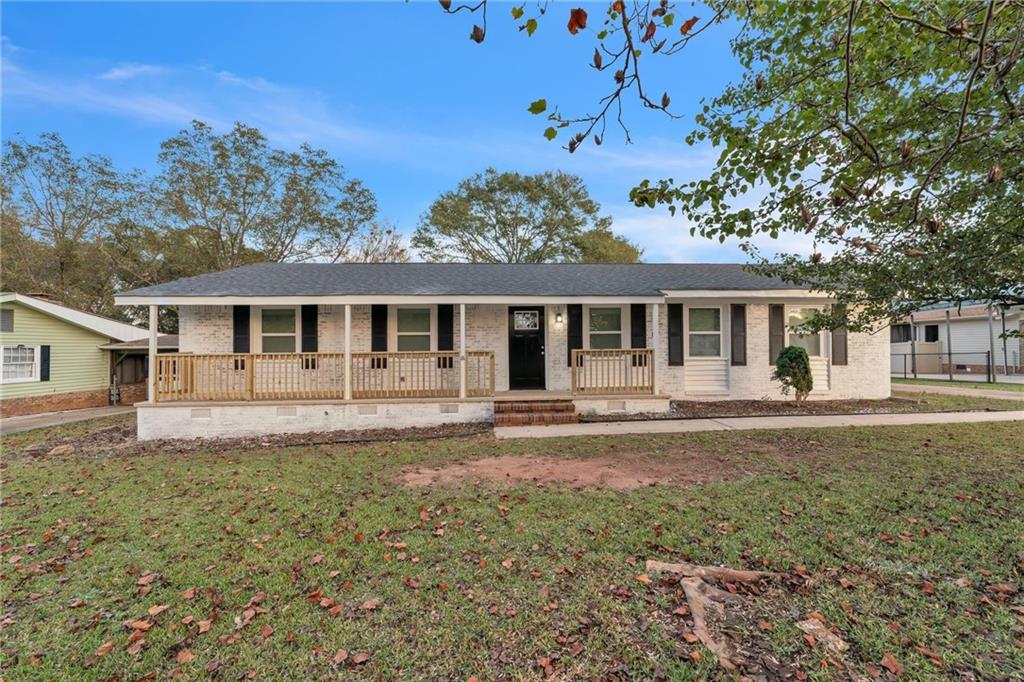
left=2, top=1, right=814, bottom=262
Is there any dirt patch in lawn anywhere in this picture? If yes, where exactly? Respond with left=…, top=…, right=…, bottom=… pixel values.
left=403, top=449, right=752, bottom=490
left=8, top=421, right=492, bottom=462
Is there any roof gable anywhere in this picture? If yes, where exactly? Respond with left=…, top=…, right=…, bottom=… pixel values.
left=0, top=293, right=148, bottom=341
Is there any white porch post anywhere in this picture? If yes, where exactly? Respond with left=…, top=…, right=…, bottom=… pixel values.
left=651, top=302, right=661, bottom=396
left=459, top=303, right=467, bottom=399
left=148, top=305, right=158, bottom=402
left=344, top=304, right=352, bottom=400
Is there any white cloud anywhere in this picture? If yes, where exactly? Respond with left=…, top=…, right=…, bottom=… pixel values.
left=99, top=63, right=166, bottom=81
left=607, top=202, right=826, bottom=264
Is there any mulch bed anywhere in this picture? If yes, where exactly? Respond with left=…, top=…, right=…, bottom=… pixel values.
left=579, top=396, right=989, bottom=422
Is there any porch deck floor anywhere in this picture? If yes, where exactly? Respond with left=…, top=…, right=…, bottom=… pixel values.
left=493, top=390, right=668, bottom=401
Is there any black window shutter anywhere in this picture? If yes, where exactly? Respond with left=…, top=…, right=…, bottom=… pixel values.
left=436, top=304, right=454, bottom=369
left=630, top=304, right=646, bottom=348
left=371, top=305, right=388, bottom=352
left=667, top=303, right=683, bottom=366
left=301, top=305, right=318, bottom=352
left=232, top=305, right=251, bottom=353
left=730, top=304, right=747, bottom=366
left=437, top=305, right=454, bottom=351
left=769, top=304, right=785, bottom=365
left=566, top=304, right=583, bottom=366
left=371, top=304, right=388, bottom=369
left=831, top=304, right=848, bottom=366
left=40, top=344, right=50, bottom=381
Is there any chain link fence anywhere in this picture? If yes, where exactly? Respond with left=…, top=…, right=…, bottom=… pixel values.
left=891, top=351, right=1018, bottom=383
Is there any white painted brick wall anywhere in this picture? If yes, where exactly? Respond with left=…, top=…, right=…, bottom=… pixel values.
left=648, top=303, right=889, bottom=401
left=178, top=305, right=233, bottom=353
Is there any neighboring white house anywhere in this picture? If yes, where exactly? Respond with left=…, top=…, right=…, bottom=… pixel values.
left=890, top=302, right=1023, bottom=378
left=114, top=262, right=890, bottom=440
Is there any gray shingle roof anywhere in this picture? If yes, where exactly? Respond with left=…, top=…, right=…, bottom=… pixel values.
left=117, top=262, right=804, bottom=298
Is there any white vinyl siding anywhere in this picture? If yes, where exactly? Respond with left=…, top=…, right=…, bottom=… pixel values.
left=683, top=304, right=728, bottom=394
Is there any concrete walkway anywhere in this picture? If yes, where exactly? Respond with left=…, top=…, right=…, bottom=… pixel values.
left=494, top=409, right=1024, bottom=439
left=0, top=405, right=135, bottom=435
left=893, top=384, right=1024, bottom=401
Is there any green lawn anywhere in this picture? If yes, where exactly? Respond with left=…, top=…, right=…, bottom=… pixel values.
left=893, top=377, right=1024, bottom=393
left=2, top=418, right=1023, bottom=680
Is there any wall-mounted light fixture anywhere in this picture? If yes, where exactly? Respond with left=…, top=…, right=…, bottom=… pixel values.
left=555, top=312, right=564, bottom=327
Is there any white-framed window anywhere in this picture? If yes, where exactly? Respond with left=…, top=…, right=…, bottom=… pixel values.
left=0, top=308, right=13, bottom=333
left=260, top=307, right=298, bottom=353
left=588, top=307, right=622, bottom=349
left=2, top=345, right=40, bottom=384
left=396, top=307, right=432, bottom=351
left=787, top=306, right=824, bottom=356
left=687, top=307, right=722, bottom=357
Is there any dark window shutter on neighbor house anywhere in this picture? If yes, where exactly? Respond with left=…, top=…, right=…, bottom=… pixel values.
left=232, top=305, right=251, bottom=353
left=40, top=345, right=50, bottom=382
left=567, top=304, right=583, bottom=366
left=301, top=305, right=318, bottom=352
left=769, top=304, right=785, bottom=365
left=667, top=303, right=683, bottom=365
left=437, top=304, right=454, bottom=368
left=831, top=304, right=848, bottom=365
left=730, top=304, right=747, bottom=366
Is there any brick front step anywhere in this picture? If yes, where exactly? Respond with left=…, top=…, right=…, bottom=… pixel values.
left=494, top=411, right=579, bottom=426
left=494, top=400, right=575, bottom=414
left=493, top=399, right=578, bottom=426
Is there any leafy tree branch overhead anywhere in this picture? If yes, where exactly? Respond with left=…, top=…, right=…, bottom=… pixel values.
left=443, top=0, right=1024, bottom=331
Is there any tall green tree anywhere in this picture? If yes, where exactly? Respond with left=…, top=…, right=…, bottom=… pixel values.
left=156, top=121, right=379, bottom=270
left=412, top=168, right=627, bottom=262
left=2, top=126, right=388, bottom=326
left=572, top=226, right=643, bottom=263
left=1, top=133, right=138, bottom=312
left=444, top=1, right=1024, bottom=329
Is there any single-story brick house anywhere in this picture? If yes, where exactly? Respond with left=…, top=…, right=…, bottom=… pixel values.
left=114, top=263, right=890, bottom=440
left=0, top=292, right=150, bottom=417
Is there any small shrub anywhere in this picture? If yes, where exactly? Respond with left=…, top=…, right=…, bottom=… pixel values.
left=773, top=346, right=813, bottom=402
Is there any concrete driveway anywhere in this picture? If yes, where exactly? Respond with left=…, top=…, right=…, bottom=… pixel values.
left=0, top=405, right=135, bottom=435
left=494, top=409, right=1024, bottom=439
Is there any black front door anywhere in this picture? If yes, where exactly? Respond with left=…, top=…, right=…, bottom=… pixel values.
left=508, top=306, right=545, bottom=389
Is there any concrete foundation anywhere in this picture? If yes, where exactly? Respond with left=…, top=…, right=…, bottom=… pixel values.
left=137, top=399, right=494, bottom=441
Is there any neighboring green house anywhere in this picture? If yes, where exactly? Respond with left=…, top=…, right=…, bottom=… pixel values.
left=0, top=293, right=149, bottom=417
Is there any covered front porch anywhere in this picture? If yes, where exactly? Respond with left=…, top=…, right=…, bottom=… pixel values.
left=151, top=348, right=657, bottom=402
left=144, top=300, right=660, bottom=404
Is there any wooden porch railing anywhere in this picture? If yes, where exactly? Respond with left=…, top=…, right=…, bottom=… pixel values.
left=154, top=351, right=494, bottom=402
left=351, top=351, right=495, bottom=399
left=571, top=348, right=655, bottom=395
